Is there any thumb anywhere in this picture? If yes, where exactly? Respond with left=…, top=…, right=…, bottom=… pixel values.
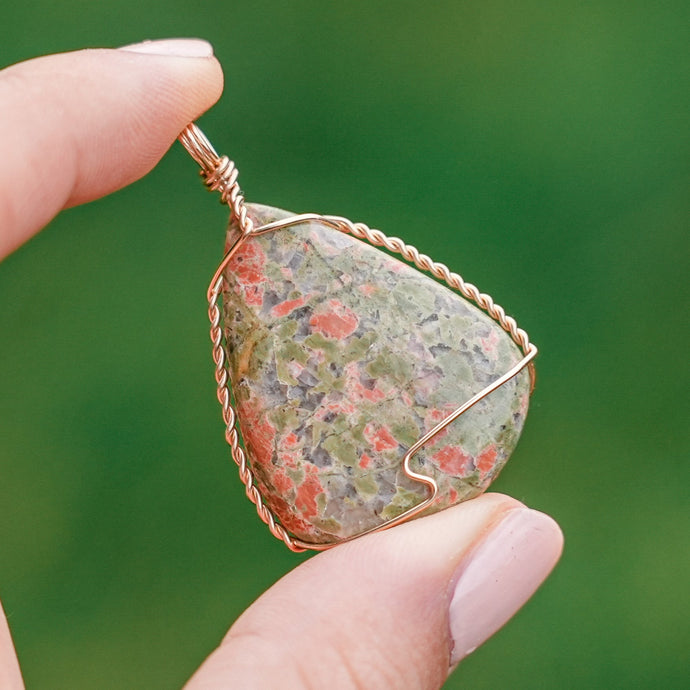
left=186, top=493, right=563, bottom=689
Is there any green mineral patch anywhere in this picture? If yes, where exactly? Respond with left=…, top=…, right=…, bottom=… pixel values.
left=390, top=410, right=422, bottom=447
left=312, top=514, right=342, bottom=534
left=276, top=357, right=299, bottom=385
left=496, top=333, right=521, bottom=362
left=354, top=472, right=379, bottom=498
left=494, top=420, right=519, bottom=450
left=366, top=351, right=413, bottom=383
left=330, top=376, right=345, bottom=393
left=251, top=336, right=272, bottom=370
left=440, top=313, right=477, bottom=344
left=287, top=467, right=304, bottom=485
left=270, top=406, right=300, bottom=433
left=279, top=340, right=310, bottom=365
left=439, top=355, right=473, bottom=385
left=277, top=319, right=298, bottom=340
left=330, top=413, right=352, bottom=436
left=344, top=332, right=377, bottom=360
left=304, top=332, right=338, bottom=356
left=349, top=420, right=368, bottom=444
left=456, top=470, right=482, bottom=490
left=310, top=420, right=329, bottom=447
left=233, top=384, right=251, bottom=404
left=394, top=278, right=437, bottom=314
left=312, top=362, right=336, bottom=389
left=380, top=486, right=422, bottom=521
left=323, top=434, right=359, bottom=467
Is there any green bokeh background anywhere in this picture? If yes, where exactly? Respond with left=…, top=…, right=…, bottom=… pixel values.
left=1, top=2, right=688, bottom=688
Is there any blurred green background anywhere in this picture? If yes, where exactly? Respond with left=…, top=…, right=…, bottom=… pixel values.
left=1, top=1, right=688, bottom=688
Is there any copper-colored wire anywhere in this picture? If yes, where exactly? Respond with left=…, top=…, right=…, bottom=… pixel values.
left=179, top=123, right=538, bottom=551
left=179, top=124, right=254, bottom=238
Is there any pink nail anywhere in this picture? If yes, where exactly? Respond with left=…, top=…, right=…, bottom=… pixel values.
left=448, top=507, right=563, bottom=665
left=118, top=38, right=214, bottom=58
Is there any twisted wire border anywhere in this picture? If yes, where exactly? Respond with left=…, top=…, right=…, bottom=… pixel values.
left=208, top=215, right=536, bottom=552
left=325, top=216, right=535, bottom=385
left=208, top=276, right=304, bottom=551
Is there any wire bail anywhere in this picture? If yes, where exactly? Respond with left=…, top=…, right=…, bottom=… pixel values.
left=178, top=123, right=253, bottom=236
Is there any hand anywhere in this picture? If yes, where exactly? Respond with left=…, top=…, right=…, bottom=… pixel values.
left=0, top=40, right=563, bottom=689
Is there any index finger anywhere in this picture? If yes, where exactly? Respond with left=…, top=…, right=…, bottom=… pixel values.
left=0, top=39, right=223, bottom=260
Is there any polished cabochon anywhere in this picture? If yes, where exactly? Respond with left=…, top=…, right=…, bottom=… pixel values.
left=221, top=204, right=531, bottom=544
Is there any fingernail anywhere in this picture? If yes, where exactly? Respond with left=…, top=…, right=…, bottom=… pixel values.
left=448, top=507, right=563, bottom=665
left=118, top=38, right=214, bottom=58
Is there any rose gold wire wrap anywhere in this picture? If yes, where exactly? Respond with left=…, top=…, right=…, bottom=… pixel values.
left=178, top=124, right=254, bottom=238
left=179, top=123, right=537, bottom=552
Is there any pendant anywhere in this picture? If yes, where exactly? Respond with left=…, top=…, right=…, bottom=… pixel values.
left=179, top=124, right=537, bottom=552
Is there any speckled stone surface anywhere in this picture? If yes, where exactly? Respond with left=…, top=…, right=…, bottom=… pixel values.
left=222, top=204, right=531, bottom=544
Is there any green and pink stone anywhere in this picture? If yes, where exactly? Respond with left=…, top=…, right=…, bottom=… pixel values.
left=222, top=204, right=531, bottom=545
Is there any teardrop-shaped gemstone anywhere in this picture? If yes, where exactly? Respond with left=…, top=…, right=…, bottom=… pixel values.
left=222, top=204, right=530, bottom=544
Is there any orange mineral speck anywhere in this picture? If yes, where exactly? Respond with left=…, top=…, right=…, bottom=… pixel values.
left=431, top=445, right=471, bottom=476
left=344, top=361, right=387, bottom=403
left=271, top=495, right=315, bottom=537
left=476, top=445, right=498, bottom=478
left=244, top=284, right=264, bottom=307
left=272, top=468, right=294, bottom=495
left=295, top=467, right=324, bottom=519
left=362, top=387, right=386, bottom=403
left=364, top=423, right=399, bottom=451
left=241, top=398, right=276, bottom=465
left=271, top=295, right=309, bottom=318
left=310, top=299, right=359, bottom=340
left=283, top=432, right=299, bottom=448
left=229, top=241, right=266, bottom=285
left=359, top=453, right=373, bottom=469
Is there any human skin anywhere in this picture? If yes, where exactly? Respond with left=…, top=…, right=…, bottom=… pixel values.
left=0, top=39, right=563, bottom=689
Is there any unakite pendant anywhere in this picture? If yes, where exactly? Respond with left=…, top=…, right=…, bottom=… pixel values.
left=179, top=124, right=537, bottom=551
